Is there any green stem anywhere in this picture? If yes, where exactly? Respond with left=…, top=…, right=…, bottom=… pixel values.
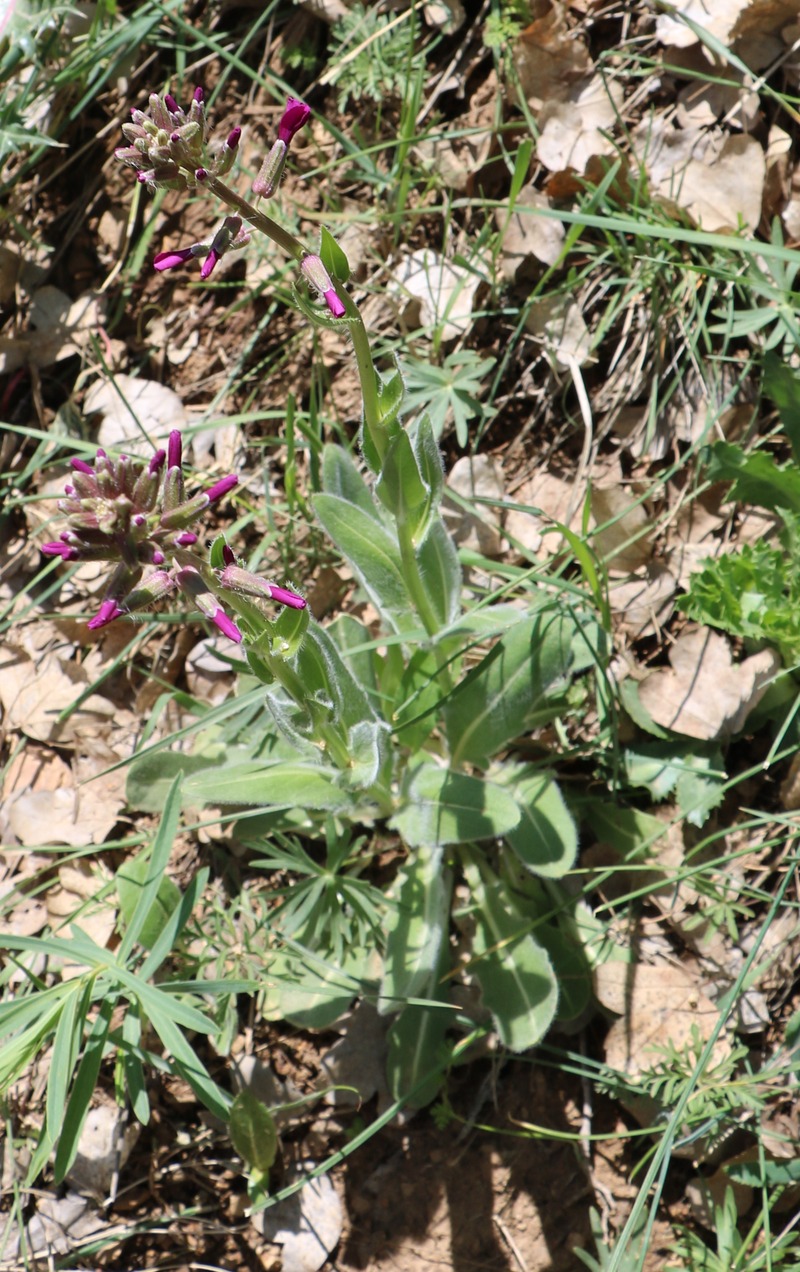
left=204, top=174, right=306, bottom=261
left=345, top=301, right=384, bottom=465
left=397, top=519, right=440, bottom=640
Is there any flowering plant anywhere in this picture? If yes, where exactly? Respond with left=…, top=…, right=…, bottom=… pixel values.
left=35, top=87, right=603, bottom=1184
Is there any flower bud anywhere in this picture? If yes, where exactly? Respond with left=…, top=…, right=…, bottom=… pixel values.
left=300, top=255, right=346, bottom=317
left=253, top=139, right=287, bottom=199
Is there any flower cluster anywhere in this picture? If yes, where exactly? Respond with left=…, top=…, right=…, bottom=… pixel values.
left=115, top=86, right=219, bottom=193
left=118, top=90, right=311, bottom=281
left=41, top=432, right=306, bottom=642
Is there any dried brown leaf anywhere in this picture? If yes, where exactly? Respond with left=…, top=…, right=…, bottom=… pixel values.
left=595, top=958, right=729, bottom=1081
left=637, top=628, right=779, bottom=740
left=511, top=0, right=591, bottom=108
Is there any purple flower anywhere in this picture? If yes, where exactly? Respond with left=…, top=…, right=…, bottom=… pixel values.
left=204, top=473, right=238, bottom=505
left=212, top=609, right=243, bottom=643
left=323, top=288, right=346, bottom=318
left=219, top=562, right=306, bottom=611
left=168, top=429, right=182, bottom=470
left=87, top=599, right=125, bottom=631
left=154, top=246, right=197, bottom=272
left=41, top=541, right=79, bottom=561
left=278, top=97, right=310, bottom=145
left=300, top=254, right=345, bottom=318
left=200, top=248, right=221, bottom=280
left=226, top=127, right=241, bottom=149
left=43, top=439, right=243, bottom=640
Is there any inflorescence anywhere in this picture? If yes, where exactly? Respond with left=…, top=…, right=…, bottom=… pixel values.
left=41, top=431, right=305, bottom=643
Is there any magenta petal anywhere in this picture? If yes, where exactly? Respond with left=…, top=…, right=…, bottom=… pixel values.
left=168, top=429, right=182, bottom=471
left=154, top=247, right=195, bottom=272
left=149, top=448, right=166, bottom=475
left=70, top=458, right=95, bottom=475
left=204, top=473, right=238, bottom=504
left=212, top=609, right=242, bottom=643
left=226, top=126, right=241, bottom=149
left=41, top=542, right=79, bottom=561
left=221, top=544, right=236, bottom=566
left=323, top=288, right=346, bottom=318
left=268, top=584, right=307, bottom=610
left=199, top=247, right=220, bottom=280
left=87, top=599, right=124, bottom=630
left=278, top=97, right=311, bottom=145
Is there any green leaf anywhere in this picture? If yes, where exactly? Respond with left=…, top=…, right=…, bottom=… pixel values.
left=579, top=799, right=668, bottom=860
left=706, top=440, right=800, bottom=515
left=121, top=1007, right=150, bottom=1125
left=415, top=517, right=461, bottom=628
left=53, top=998, right=114, bottom=1184
left=391, top=762, right=521, bottom=847
left=675, top=756, right=726, bottom=828
left=230, top=1090, right=279, bottom=1182
left=320, top=443, right=381, bottom=520
left=461, top=858, right=558, bottom=1051
left=533, top=920, right=593, bottom=1025
left=313, top=492, right=417, bottom=632
left=260, top=944, right=363, bottom=1029
left=410, top=414, right=444, bottom=512
left=504, top=768, right=578, bottom=878
left=375, top=428, right=430, bottom=539
left=380, top=846, right=451, bottom=1010
left=126, top=751, right=215, bottom=812
left=181, top=760, right=353, bottom=810
left=146, top=1004, right=231, bottom=1121
left=319, top=224, right=350, bottom=283
left=726, top=1159, right=800, bottom=1188
left=445, top=607, right=580, bottom=767
left=117, top=775, right=182, bottom=961
left=326, top=614, right=381, bottom=700
left=386, top=1001, right=450, bottom=1109
left=376, top=362, right=405, bottom=432
left=117, top=854, right=182, bottom=951
left=382, top=849, right=453, bottom=1107
left=46, top=979, right=89, bottom=1142
left=402, top=351, right=496, bottom=444
left=763, top=352, right=800, bottom=464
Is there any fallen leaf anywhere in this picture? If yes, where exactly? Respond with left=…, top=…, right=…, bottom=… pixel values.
left=317, top=1002, right=389, bottom=1107
left=591, top=482, right=654, bottom=573
left=390, top=249, right=480, bottom=342
left=536, top=74, right=623, bottom=175
left=511, top=0, right=591, bottom=108
left=503, top=468, right=580, bottom=558
left=83, top=373, right=189, bottom=452
left=525, top=294, right=591, bottom=369
left=66, top=1105, right=138, bottom=1201
left=638, top=120, right=765, bottom=232
left=0, top=641, right=116, bottom=745
left=496, top=184, right=566, bottom=279
left=47, top=858, right=116, bottom=976
left=655, top=0, right=746, bottom=49
left=0, top=287, right=105, bottom=374
left=444, top=455, right=505, bottom=556
left=637, top=628, right=779, bottom=740
left=595, top=958, right=729, bottom=1081
left=609, top=565, right=677, bottom=638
